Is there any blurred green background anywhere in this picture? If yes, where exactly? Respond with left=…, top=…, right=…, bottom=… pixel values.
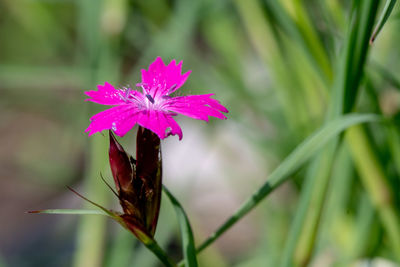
left=1, top=0, right=400, bottom=266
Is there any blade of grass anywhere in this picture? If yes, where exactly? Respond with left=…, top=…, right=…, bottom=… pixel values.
left=283, top=1, right=380, bottom=265
left=315, top=143, right=355, bottom=257
left=363, top=72, right=400, bottom=177
left=343, top=0, right=381, bottom=113
left=370, top=0, right=397, bottom=43
left=264, top=0, right=332, bottom=84
left=291, top=142, right=337, bottom=267
left=163, top=186, right=198, bottom=267
left=196, top=113, right=380, bottom=253
left=346, top=125, right=400, bottom=258
left=28, top=209, right=111, bottom=216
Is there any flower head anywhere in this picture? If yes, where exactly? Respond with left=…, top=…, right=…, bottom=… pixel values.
left=85, top=57, right=228, bottom=139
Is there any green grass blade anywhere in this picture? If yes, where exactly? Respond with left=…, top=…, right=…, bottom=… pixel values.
left=370, top=0, right=397, bottom=43
left=197, top=113, right=380, bottom=253
left=346, top=125, right=400, bottom=258
left=163, top=186, right=198, bottom=267
left=264, top=1, right=332, bottom=83
left=28, top=209, right=111, bottom=216
left=343, top=0, right=380, bottom=114
left=283, top=2, right=380, bottom=264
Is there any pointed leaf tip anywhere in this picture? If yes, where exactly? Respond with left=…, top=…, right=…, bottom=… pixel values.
left=27, top=209, right=111, bottom=216
left=27, top=210, right=41, bottom=214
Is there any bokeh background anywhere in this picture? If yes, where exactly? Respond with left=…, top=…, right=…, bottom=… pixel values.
left=1, top=0, right=400, bottom=266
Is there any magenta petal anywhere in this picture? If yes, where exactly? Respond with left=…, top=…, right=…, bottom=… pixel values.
left=86, top=105, right=141, bottom=137
left=148, top=57, right=165, bottom=73
left=164, top=60, right=191, bottom=94
left=165, top=94, right=228, bottom=121
left=164, top=114, right=183, bottom=139
left=85, top=82, right=125, bottom=105
left=201, top=94, right=229, bottom=113
left=140, top=57, right=191, bottom=97
left=136, top=110, right=182, bottom=140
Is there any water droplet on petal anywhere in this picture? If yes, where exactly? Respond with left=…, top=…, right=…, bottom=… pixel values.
left=112, top=122, right=117, bottom=131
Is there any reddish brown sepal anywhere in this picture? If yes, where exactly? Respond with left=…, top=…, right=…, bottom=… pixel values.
left=120, top=214, right=153, bottom=244
left=109, top=131, right=134, bottom=193
left=136, top=126, right=162, bottom=236
left=107, top=127, right=162, bottom=238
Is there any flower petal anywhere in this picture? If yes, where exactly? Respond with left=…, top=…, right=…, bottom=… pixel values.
left=165, top=94, right=228, bottom=121
left=85, top=82, right=125, bottom=105
left=86, top=105, right=141, bottom=137
left=136, top=110, right=183, bottom=140
left=140, top=57, right=191, bottom=98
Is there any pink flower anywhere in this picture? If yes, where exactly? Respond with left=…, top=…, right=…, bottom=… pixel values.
left=85, top=57, right=228, bottom=140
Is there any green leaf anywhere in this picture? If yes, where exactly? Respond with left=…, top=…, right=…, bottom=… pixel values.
left=28, top=209, right=111, bottom=216
left=163, top=186, right=198, bottom=267
left=370, top=0, right=397, bottom=43
left=196, top=113, right=381, bottom=253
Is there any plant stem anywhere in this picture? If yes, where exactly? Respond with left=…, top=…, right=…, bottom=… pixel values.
left=143, top=238, right=177, bottom=267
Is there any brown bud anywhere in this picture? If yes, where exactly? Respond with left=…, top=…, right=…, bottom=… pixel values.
left=108, top=128, right=162, bottom=238
left=109, top=131, right=134, bottom=193
left=136, top=126, right=162, bottom=236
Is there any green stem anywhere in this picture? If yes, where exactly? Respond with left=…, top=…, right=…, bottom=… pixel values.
left=292, top=144, right=337, bottom=266
left=143, top=238, right=177, bottom=267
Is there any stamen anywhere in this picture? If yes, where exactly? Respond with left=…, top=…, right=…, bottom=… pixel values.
left=137, top=83, right=149, bottom=95
left=119, top=87, right=131, bottom=102
left=123, top=87, right=131, bottom=99
left=146, top=94, right=155, bottom=104
left=167, top=84, right=177, bottom=94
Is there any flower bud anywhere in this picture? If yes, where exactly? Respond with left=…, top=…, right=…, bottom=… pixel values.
left=136, top=126, right=162, bottom=236
left=108, top=131, right=133, bottom=193
left=109, top=131, right=144, bottom=222
left=108, top=128, right=162, bottom=237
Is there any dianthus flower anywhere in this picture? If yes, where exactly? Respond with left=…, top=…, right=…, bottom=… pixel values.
left=85, top=57, right=228, bottom=139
